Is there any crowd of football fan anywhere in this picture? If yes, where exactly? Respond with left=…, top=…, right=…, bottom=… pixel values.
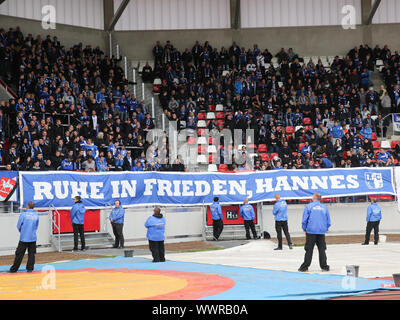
left=151, top=41, right=400, bottom=170
left=1, top=25, right=400, bottom=172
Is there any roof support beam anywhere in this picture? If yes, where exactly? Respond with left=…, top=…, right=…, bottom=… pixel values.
left=107, top=0, right=130, bottom=32
left=230, top=0, right=240, bottom=30
left=364, top=0, right=381, bottom=25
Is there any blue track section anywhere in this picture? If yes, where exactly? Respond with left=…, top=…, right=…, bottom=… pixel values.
left=0, top=256, right=395, bottom=300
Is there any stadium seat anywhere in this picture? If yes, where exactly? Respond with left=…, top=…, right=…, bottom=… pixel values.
left=258, top=144, right=267, bottom=152
left=198, top=120, right=206, bottom=128
left=372, top=140, right=380, bottom=149
left=260, top=153, right=269, bottom=161
left=198, top=113, right=206, bottom=120
left=298, top=143, right=305, bottom=151
left=380, top=140, right=391, bottom=149
left=216, top=104, right=224, bottom=112
left=207, top=112, right=216, bottom=120
left=209, top=136, right=216, bottom=145
left=286, top=126, right=295, bottom=134
left=303, top=118, right=312, bottom=125
left=216, top=112, right=225, bottom=119
left=197, top=155, right=207, bottom=164
left=198, top=137, right=207, bottom=145
left=371, top=132, right=377, bottom=140
left=217, top=120, right=225, bottom=127
left=222, top=70, right=230, bottom=77
left=208, top=154, right=217, bottom=163
left=248, top=144, right=257, bottom=151
left=219, top=164, right=228, bottom=171
left=208, top=105, right=216, bottom=111
left=197, top=128, right=207, bottom=136
left=376, top=59, right=384, bottom=66
left=270, top=153, right=279, bottom=160
left=208, top=145, right=217, bottom=153
left=391, top=140, right=400, bottom=149
left=188, top=137, right=197, bottom=145
left=153, top=78, right=162, bottom=85
left=208, top=164, right=218, bottom=172
left=198, top=145, right=206, bottom=154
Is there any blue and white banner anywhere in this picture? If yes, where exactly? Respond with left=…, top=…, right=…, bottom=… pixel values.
left=19, top=168, right=395, bottom=209
left=393, top=114, right=400, bottom=132
left=0, top=171, right=18, bottom=202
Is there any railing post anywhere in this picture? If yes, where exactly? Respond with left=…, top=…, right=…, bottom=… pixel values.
left=141, top=82, right=145, bottom=101
left=151, top=97, right=155, bottom=118
left=124, top=56, right=128, bottom=79
left=116, top=44, right=120, bottom=60
left=162, top=113, right=165, bottom=131
left=109, top=32, right=113, bottom=57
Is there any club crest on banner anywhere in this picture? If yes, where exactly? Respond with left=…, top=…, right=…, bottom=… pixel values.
left=364, top=172, right=383, bottom=189
left=0, top=176, right=16, bottom=200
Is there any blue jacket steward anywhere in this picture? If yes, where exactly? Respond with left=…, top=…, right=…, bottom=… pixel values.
left=239, top=204, right=255, bottom=221
left=273, top=199, right=288, bottom=221
left=367, top=203, right=382, bottom=222
left=70, top=201, right=86, bottom=224
left=145, top=213, right=166, bottom=241
left=302, top=201, right=331, bottom=234
left=210, top=201, right=223, bottom=220
left=110, top=206, right=125, bottom=224
left=17, top=209, right=39, bottom=242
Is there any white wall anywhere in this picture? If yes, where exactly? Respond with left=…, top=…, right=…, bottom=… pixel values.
left=0, top=0, right=104, bottom=30
left=114, top=0, right=231, bottom=31
left=373, top=0, right=400, bottom=24
left=241, top=0, right=362, bottom=28
left=261, top=202, right=400, bottom=237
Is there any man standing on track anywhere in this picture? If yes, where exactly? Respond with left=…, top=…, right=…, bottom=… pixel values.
left=210, top=197, right=223, bottom=241
left=298, top=193, right=331, bottom=272
left=273, top=194, right=293, bottom=250
left=9, top=201, right=39, bottom=273
left=362, top=198, right=382, bottom=245
left=110, top=200, right=125, bottom=249
left=71, top=196, right=88, bottom=252
left=145, top=207, right=166, bottom=263
left=239, top=198, right=258, bottom=240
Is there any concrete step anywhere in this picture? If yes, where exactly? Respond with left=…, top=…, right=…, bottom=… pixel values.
left=51, top=232, right=114, bottom=251
left=204, top=225, right=262, bottom=241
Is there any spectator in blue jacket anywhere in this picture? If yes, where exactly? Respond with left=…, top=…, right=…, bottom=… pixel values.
left=272, top=194, right=293, bottom=250
left=70, top=196, right=88, bottom=251
left=9, top=201, right=39, bottom=273
left=330, top=121, right=344, bottom=143
left=239, top=198, right=258, bottom=240
left=210, top=197, right=223, bottom=241
left=109, top=200, right=125, bottom=249
left=362, top=198, right=382, bottom=245
left=145, top=207, right=166, bottom=263
left=360, top=124, right=372, bottom=140
left=299, top=193, right=331, bottom=272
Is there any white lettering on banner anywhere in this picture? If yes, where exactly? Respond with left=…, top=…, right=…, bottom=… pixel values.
left=111, top=180, right=120, bottom=198
left=120, top=180, right=136, bottom=198
left=228, top=180, right=247, bottom=196
left=70, top=181, right=89, bottom=198
left=53, top=181, right=69, bottom=199
left=329, top=175, right=346, bottom=189
left=310, top=176, right=329, bottom=190
left=213, top=180, right=228, bottom=195
left=181, top=180, right=194, bottom=197
left=157, top=179, right=173, bottom=197
left=194, top=181, right=211, bottom=196
left=90, top=182, right=104, bottom=199
left=144, top=179, right=157, bottom=196
left=172, top=180, right=181, bottom=197
left=291, top=176, right=309, bottom=191
left=33, top=182, right=54, bottom=200
left=275, top=176, right=292, bottom=191
left=255, top=178, right=274, bottom=193
left=346, top=175, right=359, bottom=188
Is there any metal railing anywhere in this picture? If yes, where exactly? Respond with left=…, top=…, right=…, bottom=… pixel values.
left=109, top=33, right=167, bottom=133
left=49, top=204, right=61, bottom=252
left=103, top=202, right=113, bottom=232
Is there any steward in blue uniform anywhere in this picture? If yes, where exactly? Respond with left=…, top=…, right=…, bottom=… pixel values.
left=210, top=197, right=223, bottom=241
left=362, top=198, right=382, bottom=245
left=145, top=207, right=166, bottom=263
left=9, top=201, right=39, bottom=273
left=299, top=193, right=331, bottom=272
left=273, top=194, right=293, bottom=250
left=110, top=200, right=125, bottom=248
left=239, top=198, right=258, bottom=240
left=70, top=196, right=88, bottom=251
